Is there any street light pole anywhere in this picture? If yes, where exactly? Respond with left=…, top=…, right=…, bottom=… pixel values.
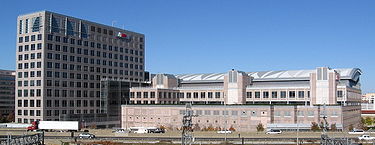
left=296, top=110, right=299, bottom=145
left=224, top=102, right=227, bottom=142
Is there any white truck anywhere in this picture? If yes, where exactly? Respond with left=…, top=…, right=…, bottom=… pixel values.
left=348, top=129, right=365, bottom=135
left=27, top=121, right=80, bottom=132
left=358, top=135, right=375, bottom=140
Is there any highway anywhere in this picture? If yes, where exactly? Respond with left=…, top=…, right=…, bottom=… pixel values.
left=0, top=129, right=367, bottom=144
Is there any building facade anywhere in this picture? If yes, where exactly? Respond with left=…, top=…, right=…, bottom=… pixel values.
left=16, top=11, right=145, bottom=124
left=361, top=93, right=375, bottom=117
left=122, top=67, right=362, bottom=131
left=0, top=70, right=15, bottom=117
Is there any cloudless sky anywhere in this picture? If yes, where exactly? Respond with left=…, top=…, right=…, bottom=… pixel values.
left=0, top=0, right=374, bottom=93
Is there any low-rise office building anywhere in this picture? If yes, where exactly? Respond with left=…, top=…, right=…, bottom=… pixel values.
left=122, top=67, right=362, bottom=131
left=0, top=70, right=15, bottom=117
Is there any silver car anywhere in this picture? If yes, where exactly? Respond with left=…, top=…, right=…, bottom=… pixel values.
left=78, top=133, right=95, bottom=139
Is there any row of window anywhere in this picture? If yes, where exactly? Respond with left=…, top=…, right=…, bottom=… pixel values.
left=45, top=89, right=100, bottom=98
left=46, top=99, right=100, bottom=108
left=17, top=89, right=41, bottom=97
left=47, top=15, right=143, bottom=43
left=18, top=17, right=41, bottom=34
left=46, top=80, right=99, bottom=89
left=17, top=118, right=40, bottom=124
left=45, top=109, right=100, bottom=117
left=17, top=80, right=42, bottom=87
left=246, top=91, right=310, bottom=99
left=45, top=63, right=143, bottom=76
left=45, top=42, right=143, bottom=57
left=130, top=91, right=223, bottom=99
left=18, top=53, right=42, bottom=61
left=178, top=110, right=338, bottom=117
left=18, top=34, right=42, bottom=43
left=47, top=35, right=144, bottom=50
left=45, top=53, right=143, bottom=68
left=17, top=71, right=42, bottom=78
left=17, top=109, right=41, bottom=116
left=47, top=72, right=99, bottom=80
left=18, top=43, right=42, bottom=52
left=17, top=100, right=41, bottom=107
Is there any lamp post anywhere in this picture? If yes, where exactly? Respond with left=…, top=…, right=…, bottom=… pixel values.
left=296, top=110, right=300, bottom=145
left=224, top=102, right=227, bottom=142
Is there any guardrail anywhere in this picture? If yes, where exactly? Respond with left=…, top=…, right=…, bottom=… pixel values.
left=0, top=133, right=43, bottom=145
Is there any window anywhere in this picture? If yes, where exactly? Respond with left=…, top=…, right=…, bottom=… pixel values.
left=271, top=91, right=277, bottom=98
left=215, top=92, right=221, bottom=98
left=51, top=16, right=60, bottom=33
left=186, top=92, right=191, bottom=98
left=19, top=20, right=23, bottom=34
left=255, top=92, right=260, bottom=98
left=201, top=92, right=205, bottom=98
left=32, top=17, right=41, bottom=32
left=280, top=91, right=286, bottom=98
left=67, top=20, right=75, bottom=36
left=337, top=90, right=343, bottom=98
left=263, top=91, right=269, bottom=98
left=193, top=92, right=198, bottom=98
left=289, top=91, right=296, bottom=98
left=19, top=37, right=23, bottom=43
left=284, top=111, right=291, bottom=117
left=308, top=111, right=314, bottom=117
left=47, top=34, right=53, bottom=41
left=298, top=91, right=304, bottom=98
left=246, top=92, right=252, bottom=98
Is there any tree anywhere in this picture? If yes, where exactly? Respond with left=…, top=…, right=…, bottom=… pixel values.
left=207, top=125, right=215, bottom=131
left=0, top=116, right=5, bottom=123
left=159, top=125, right=166, bottom=130
left=348, top=124, right=354, bottom=131
left=89, top=124, right=97, bottom=129
left=6, top=112, right=14, bottom=122
left=311, top=122, right=320, bottom=132
left=256, top=123, right=264, bottom=132
left=365, top=117, right=373, bottom=126
left=193, top=124, right=201, bottom=131
left=330, top=123, right=337, bottom=131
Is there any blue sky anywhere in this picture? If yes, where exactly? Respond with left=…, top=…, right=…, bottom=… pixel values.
left=0, top=0, right=374, bottom=93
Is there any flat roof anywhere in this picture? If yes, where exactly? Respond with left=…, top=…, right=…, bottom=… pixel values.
left=175, top=68, right=361, bottom=83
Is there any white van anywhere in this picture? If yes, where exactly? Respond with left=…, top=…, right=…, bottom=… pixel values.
left=130, top=127, right=148, bottom=134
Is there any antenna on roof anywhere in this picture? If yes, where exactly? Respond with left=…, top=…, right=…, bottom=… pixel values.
left=111, top=21, right=117, bottom=27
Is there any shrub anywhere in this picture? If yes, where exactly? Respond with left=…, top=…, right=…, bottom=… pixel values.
left=311, top=122, right=320, bottom=131
left=330, top=123, right=337, bottom=131
left=256, top=123, right=264, bottom=132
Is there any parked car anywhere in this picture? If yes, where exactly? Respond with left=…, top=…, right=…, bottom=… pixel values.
left=266, top=129, right=282, bottom=134
left=112, top=129, right=130, bottom=133
left=358, top=135, right=375, bottom=140
left=148, top=128, right=165, bottom=133
left=349, top=129, right=365, bottom=135
left=78, top=133, right=95, bottom=139
left=217, top=130, right=232, bottom=134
